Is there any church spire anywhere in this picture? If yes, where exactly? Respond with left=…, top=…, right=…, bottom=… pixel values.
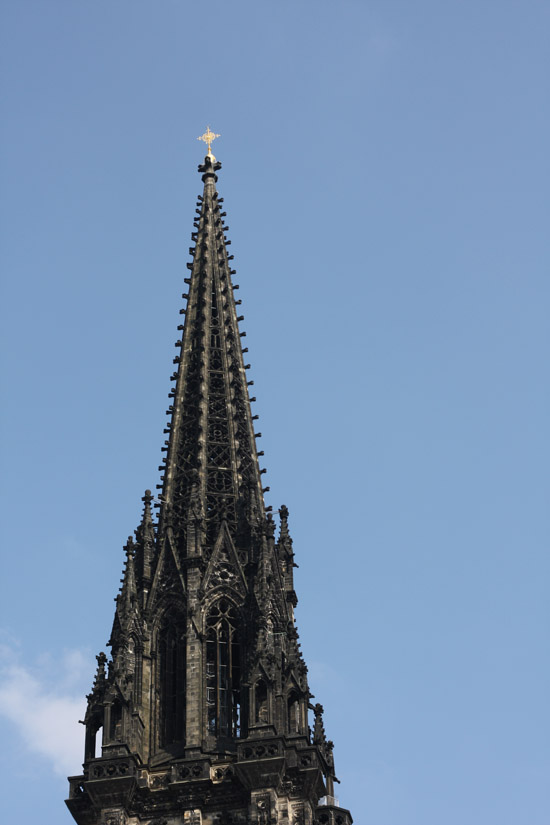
left=67, top=140, right=353, bottom=825
left=157, top=153, right=265, bottom=553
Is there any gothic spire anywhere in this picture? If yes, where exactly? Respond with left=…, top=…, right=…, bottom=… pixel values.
left=157, top=154, right=265, bottom=552
left=67, top=144, right=354, bottom=825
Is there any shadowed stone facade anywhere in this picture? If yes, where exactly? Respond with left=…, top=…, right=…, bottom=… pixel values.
left=66, top=154, right=353, bottom=825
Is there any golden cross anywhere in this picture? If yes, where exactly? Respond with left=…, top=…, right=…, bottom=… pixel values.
left=197, top=126, right=220, bottom=158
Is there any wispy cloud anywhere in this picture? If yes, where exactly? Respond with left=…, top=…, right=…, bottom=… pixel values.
left=0, top=642, right=88, bottom=776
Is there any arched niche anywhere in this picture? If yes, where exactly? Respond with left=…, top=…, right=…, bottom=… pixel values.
left=287, top=689, right=302, bottom=735
left=254, top=678, right=269, bottom=725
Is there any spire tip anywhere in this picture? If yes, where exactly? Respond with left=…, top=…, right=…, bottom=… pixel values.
left=197, top=125, right=220, bottom=161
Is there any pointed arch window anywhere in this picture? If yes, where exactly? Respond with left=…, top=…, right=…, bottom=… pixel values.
left=127, top=635, right=142, bottom=705
left=206, top=599, right=241, bottom=737
left=85, top=715, right=103, bottom=760
left=158, top=620, right=186, bottom=747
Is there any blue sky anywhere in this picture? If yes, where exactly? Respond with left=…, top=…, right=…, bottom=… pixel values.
left=0, top=1, right=549, bottom=823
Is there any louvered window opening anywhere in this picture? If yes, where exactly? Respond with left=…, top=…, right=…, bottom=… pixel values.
left=158, top=623, right=186, bottom=747
left=206, top=600, right=241, bottom=737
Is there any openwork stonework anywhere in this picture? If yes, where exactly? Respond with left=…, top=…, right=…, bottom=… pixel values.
left=66, top=150, right=353, bottom=825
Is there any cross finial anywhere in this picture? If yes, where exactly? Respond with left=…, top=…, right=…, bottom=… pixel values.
left=197, top=125, right=220, bottom=160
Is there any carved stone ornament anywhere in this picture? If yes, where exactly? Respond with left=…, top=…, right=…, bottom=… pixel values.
left=292, top=806, right=305, bottom=825
left=210, top=560, right=239, bottom=589
left=149, top=772, right=170, bottom=789
left=257, top=795, right=272, bottom=825
left=183, top=810, right=202, bottom=825
left=210, top=763, right=233, bottom=783
left=102, top=810, right=126, bottom=825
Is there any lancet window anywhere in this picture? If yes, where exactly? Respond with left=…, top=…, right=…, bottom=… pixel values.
left=127, top=635, right=142, bottom=705
left=206, top=599, right=241, bottom=737
left=84, top=717, right=103, bottom=760
left=158, top=619, right=186, bottom=747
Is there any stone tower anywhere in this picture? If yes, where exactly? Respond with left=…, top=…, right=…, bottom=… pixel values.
left=66, top=150, right=353, bottom=825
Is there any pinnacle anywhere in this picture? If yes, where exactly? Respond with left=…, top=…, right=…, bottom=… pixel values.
left=118, top=535, right=137, bottom=612
left=279, top=504, right=290, bottom=534
left=139, top=489, right=154, bottom=529
left=128, top=501, right=153, bottom=611
left=277, top=504, right=293, bottom=552
left=93, top=652, right=107, bottom=688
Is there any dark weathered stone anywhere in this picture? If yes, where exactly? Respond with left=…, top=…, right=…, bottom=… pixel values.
left=66, top=155, right=353, bottom=825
